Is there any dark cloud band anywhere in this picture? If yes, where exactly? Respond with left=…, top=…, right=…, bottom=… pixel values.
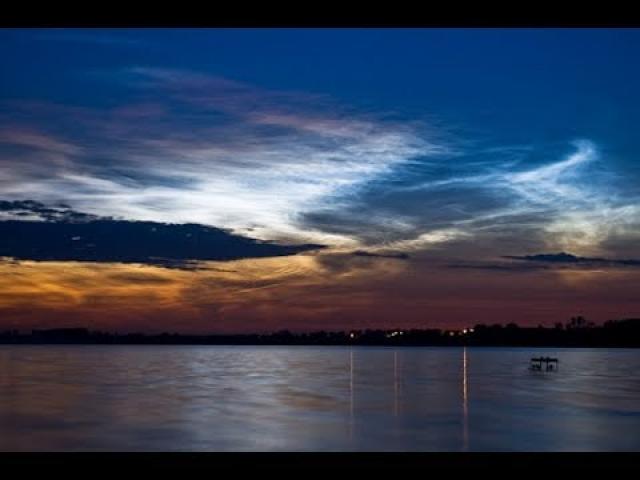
left=0, top=199, right=323, bottom=268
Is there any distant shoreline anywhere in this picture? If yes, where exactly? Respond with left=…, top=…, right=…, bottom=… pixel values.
left=1, top=318, right=639, bottom=348
left=1, top=342, right=638, bottom=348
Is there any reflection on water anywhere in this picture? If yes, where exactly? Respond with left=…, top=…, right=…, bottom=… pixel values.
left=463, top=347, right=468, bottom=451
left=0, top=345, right=639, bottom=451
left=393, top=351, right=399, bottom=417
left=349, top=349, right=354, bottom=440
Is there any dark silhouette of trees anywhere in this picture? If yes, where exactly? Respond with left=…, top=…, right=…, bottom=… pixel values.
left=567, top=316, right=587, bottom=329
left=1, top=317, right=638, bottom=347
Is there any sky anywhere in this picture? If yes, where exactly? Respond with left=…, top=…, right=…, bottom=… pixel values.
left=1, top=28, right=640, bottom=333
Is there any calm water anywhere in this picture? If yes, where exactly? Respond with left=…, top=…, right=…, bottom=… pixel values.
left=0, top=345, right=639, bottom=451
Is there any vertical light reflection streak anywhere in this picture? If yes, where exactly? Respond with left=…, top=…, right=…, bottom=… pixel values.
left=349, top=348, right=354, bottom=441
left=393, top=350, right=399, bottom=417
left=463, top=346, right=469, bottom=451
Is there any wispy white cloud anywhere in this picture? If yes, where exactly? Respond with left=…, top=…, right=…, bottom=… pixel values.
left=505, top=139, right=596, bottom=206
left=499, top=140, right=640, bottom=254
left=0, top=68, right=443, bottom=246
left=381, top=228, right=472, bottom=251
left=2, top=68, right=638, bottom=258
left=370, top=139, right=640, bottom=256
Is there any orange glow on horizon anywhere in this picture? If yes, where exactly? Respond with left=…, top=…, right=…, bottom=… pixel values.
left=1, top=254, right=639, bottom=334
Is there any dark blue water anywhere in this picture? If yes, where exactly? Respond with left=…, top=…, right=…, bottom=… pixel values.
left=0, top=346, right=638, bottom=451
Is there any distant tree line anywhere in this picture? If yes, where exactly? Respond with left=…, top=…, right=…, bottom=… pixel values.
left=1, top=317, right=639, bottom=347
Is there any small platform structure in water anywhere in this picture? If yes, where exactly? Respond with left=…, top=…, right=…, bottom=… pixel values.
left=530, top=356, right=559, bottom=371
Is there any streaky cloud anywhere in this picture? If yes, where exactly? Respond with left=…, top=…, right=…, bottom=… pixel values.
left=447, top=251, right=640, bottom=273
left=351, top=250, right=410, bottom=260
left=0, top=69, right=444, bottom=247
left=504, top=252, right=640, bottom=268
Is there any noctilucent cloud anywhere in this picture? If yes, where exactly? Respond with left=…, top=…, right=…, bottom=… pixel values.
left=1, top=28, right=640, bottom=333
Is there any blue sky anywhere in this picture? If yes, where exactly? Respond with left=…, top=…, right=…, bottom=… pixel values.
left=3, top=28, right=639, bottom=133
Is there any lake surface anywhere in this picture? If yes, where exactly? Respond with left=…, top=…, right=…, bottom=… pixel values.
left=0, top=345, right=639, bottom=451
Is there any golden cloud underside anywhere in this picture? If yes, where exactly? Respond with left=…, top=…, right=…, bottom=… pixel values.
left=1, top=254, right=639, bottom=333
